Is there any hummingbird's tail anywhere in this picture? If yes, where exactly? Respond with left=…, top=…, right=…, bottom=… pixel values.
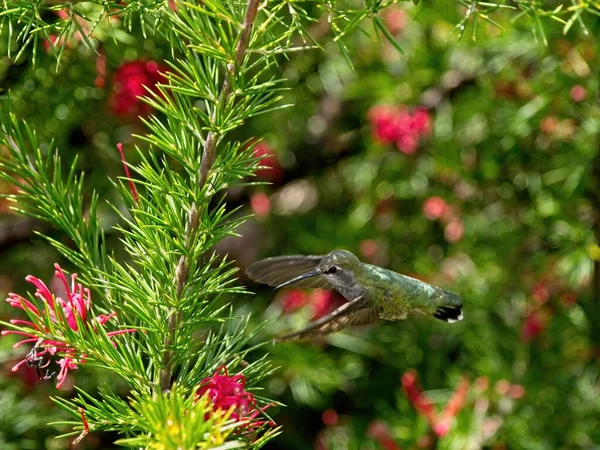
left=434, top=290, right=463, bottom=323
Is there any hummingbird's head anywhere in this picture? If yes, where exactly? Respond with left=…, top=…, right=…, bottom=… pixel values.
left=273, top=250, right=363, bottom=290
left=314, top=250, right=363, bottom=292
left=317, top=250, right=361, bottom=273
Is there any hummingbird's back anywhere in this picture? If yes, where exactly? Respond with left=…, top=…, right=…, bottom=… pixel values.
left=362, top=264, right=463, bottom=322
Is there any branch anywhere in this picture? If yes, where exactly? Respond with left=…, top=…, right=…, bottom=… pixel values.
left=159, top=0, right=262, bottom=392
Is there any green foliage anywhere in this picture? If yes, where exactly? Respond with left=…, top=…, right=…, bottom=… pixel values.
left=1, top=0, right=600, bottom=449
left=0, top=0, right=405, bottom=447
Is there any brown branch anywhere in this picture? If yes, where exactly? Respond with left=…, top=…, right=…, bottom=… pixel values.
left=159, top=0, right=262, bottom=392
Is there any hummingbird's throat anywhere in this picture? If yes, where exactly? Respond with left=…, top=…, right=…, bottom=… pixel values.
left=324, top=268, right=365, bottom=301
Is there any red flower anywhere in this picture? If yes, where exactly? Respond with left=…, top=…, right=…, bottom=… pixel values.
left=401, top=370, right=436, bottom=426
left=279, top=289, right=345, bottom=320
left=253, top=142, right=284, bottom=183
left=433, top=379, right=469, bottom=437
left=422, top=197, right=448, bottom=220
left=402, top=370, right=470, bottom=437
left=2, top=264, right=134, bottom=389
left=368, top=105, right=401, bottom=145
left=412, top=107, right=431, bottom=135
left=367, top=421, right=402, bottom=450
left=309, top=289, right=345, bottom=320
left=197, top=366, right=274, bottom=432
left=368, top=105, right=432, bottom=154
left=280, top=289, right=308, bottom=314
left=520, top=310, right=547, bottom=342
left=322, top=409, right=338, bottom=426
left=111, top=60, right=167, bottom=117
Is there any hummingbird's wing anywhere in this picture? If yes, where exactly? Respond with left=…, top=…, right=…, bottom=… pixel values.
left=246, top=255, right=330, bottom=289
left=276, top=296, right=378, bottom=341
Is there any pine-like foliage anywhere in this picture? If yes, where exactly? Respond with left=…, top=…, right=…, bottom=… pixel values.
left=0, top=0, right=409, bottom=447
left=1, top=0, right=599, bottom=448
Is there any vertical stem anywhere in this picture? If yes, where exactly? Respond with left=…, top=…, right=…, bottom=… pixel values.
left=159, top=0, right=262, bottom=392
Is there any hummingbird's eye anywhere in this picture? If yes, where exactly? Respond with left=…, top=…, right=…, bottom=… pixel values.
left=325, top=266, right=337, bottom=274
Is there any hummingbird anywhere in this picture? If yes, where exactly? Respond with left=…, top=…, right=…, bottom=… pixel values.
left=246, top=249, right=463, bottom=340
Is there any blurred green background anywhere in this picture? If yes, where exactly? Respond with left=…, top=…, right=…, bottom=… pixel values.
left=1, top=1, right=599, bottom=449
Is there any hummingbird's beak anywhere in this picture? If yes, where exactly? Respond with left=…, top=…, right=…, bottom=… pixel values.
left=275, top=270, right=320, bottom=289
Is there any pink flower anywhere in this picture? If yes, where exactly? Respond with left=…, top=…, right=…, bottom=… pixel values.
left=422, top=197, right=448, bottom=220
left=253, top=142, right=284, bottom=183
left=382, top=6, right=407, bottom=35
left=570, top=85, right=586, bottom=103
left=110, top=60, right=167, bottom=117
left=396, top=134, right=417, bottom=155
left=508, top=384, right=525, bottom=399
left=251, top=192, right=271, bottom=218
left=359, top=239, right=380, bottom=262
left=474, top=376, right=489, bottom=393
left=2, top=264, right=133, bottom=389
left=444, top=220, right=464, bottom=243
left=197, top=366, right=274, bottom=433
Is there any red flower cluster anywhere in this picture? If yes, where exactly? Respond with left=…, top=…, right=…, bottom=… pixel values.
left=280, top=288, right=345, bottom=320
left=2, top=264, right=133, bottom=389
left=197, top=366, right=274, bottom=433
left=422, top=196, right=464, bottom=244
left=401, top=370, right=469, bottom=437
left=253, top=142, right=284, bottom=184
left=111, top=60, right=167, bottom=117
left=368, top=105, right=431, bottom=154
